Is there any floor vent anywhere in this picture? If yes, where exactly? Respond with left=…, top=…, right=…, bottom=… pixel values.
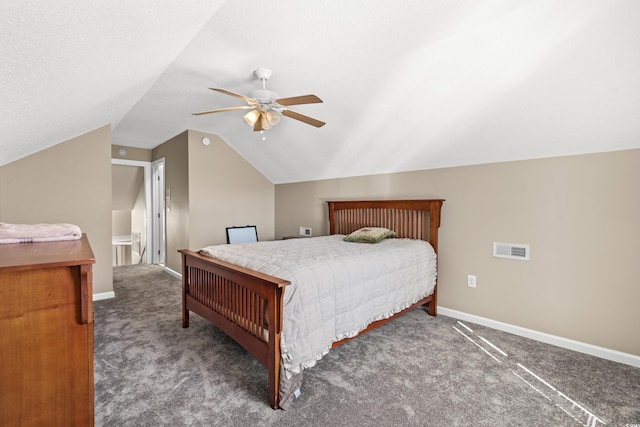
left=493, top=242, right=529, bottom=261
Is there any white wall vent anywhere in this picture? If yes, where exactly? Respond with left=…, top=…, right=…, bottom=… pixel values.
left=493, top=242, right=530, bottom=261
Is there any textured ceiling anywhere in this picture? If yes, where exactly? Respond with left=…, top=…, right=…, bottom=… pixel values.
left=2, top=0, right=639, bottom=184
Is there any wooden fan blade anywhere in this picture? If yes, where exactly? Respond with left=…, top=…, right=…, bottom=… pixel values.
left=192, top=106, right=254, bottom=116
left=210, top=88, right=255, bottom=103
left=276, top=94, right=323, bottom=106
left=253, top=116, right=264, bottom=131
left=282, top=110, right=325, bottom=127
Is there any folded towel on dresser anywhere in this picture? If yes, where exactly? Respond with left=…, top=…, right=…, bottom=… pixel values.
left=0, top=222, right=82, bottom=244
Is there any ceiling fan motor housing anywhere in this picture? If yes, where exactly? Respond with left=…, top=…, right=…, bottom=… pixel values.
left=248, top=89, right=278, bottom=105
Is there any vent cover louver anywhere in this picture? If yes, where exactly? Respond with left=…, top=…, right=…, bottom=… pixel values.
left=493, top=242, right=530, bottom=261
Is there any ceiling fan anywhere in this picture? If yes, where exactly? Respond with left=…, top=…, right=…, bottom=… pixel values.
left=193, top=68, right=325, bottom=132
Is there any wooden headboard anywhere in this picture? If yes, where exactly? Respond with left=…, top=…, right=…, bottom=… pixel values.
left=326, top=199, right=445, bottom=253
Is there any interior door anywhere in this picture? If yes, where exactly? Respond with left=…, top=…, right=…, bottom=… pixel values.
left=151, top=158, right=166, bottom=265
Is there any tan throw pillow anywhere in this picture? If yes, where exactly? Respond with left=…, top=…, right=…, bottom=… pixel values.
left=343, top=227, right=396, bottom=243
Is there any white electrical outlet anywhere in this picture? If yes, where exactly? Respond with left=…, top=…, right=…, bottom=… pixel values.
left=467, top=275, right=477, bottom=288
left=299, top=226, right=312, bottom=237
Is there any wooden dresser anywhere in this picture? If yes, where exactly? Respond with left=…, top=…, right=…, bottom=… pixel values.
left=0, top=234, right=95, bottom=426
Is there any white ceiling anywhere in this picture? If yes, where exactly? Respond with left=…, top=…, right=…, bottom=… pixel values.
left=2, top=0, right=639, bottom=184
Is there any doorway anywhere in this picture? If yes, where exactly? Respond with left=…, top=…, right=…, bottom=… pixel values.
left=111, top=158, right=164, bottom=265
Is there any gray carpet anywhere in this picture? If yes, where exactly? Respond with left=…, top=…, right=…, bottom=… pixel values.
left=94, top=264, right=640, bottom=426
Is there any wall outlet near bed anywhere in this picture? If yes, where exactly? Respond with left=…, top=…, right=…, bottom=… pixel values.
left=299, top=226, right=312, bottom=237
left=467, top=275, right=477, bottom=288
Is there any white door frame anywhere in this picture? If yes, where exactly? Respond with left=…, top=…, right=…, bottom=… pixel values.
left=111, top=158, right=153, bottom=264
left=151, top=158, right=166, bottom=265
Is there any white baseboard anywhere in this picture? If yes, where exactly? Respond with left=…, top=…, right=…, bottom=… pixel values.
left=93, top=291, right=115, bottom=301
left=438, top=307, right=640, bottom=369
left=164, top=266, right=181, bottom=279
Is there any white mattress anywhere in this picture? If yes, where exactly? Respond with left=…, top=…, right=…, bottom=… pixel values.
left=199, top=234, right=437, bottom=379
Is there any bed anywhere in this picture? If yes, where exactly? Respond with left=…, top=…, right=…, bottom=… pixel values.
left=179, top=199, right=444, bottom=409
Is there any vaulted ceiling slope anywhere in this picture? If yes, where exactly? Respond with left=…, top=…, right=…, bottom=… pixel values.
left=2, top=1, right=639, bottom=184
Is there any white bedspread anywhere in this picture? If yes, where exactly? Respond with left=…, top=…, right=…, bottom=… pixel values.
left=199, top=235, right=437, bottom=380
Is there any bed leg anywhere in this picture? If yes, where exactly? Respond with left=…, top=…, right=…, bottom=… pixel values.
left=181, top=254, right=190, bottom=328
left=268, top=364, right=279, bottom=410
left=182, top=309, right=190, bottom=328
left=427, top=302, right=437, bottom=316
left=267, top=326, right=281, bottom=409
left=427, top=287, right=438, bottom=316
left=268, top=288, right=284, bottom=410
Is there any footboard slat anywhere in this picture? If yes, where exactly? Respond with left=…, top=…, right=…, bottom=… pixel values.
left=185, top=265, right=273, bottom=342
left=186, top=267, right=276, bottom=341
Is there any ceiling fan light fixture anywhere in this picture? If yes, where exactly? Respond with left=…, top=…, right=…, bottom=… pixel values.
left=265, top=110, right=281, bottom=126
left=260, top=113, right=272, bottom=130
left=244, top=110, right=260, bottom=126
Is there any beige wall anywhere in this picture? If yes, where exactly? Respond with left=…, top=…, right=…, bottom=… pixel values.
left=275, top=149, right=640, bottom=356
left=112, top=210, right=132, bottom=236
left=0, top=125, right=113, bottom=294
left=152, top=132, right=190, bottom=272
left=152, top=130, right=274, bottom=272
left=187, top=131, right=274, bottom=249
left=111, top=145, right=152, bottom=162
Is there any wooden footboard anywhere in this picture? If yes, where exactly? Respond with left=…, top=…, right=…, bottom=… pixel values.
left=180, top=249, right=290, bottom=409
